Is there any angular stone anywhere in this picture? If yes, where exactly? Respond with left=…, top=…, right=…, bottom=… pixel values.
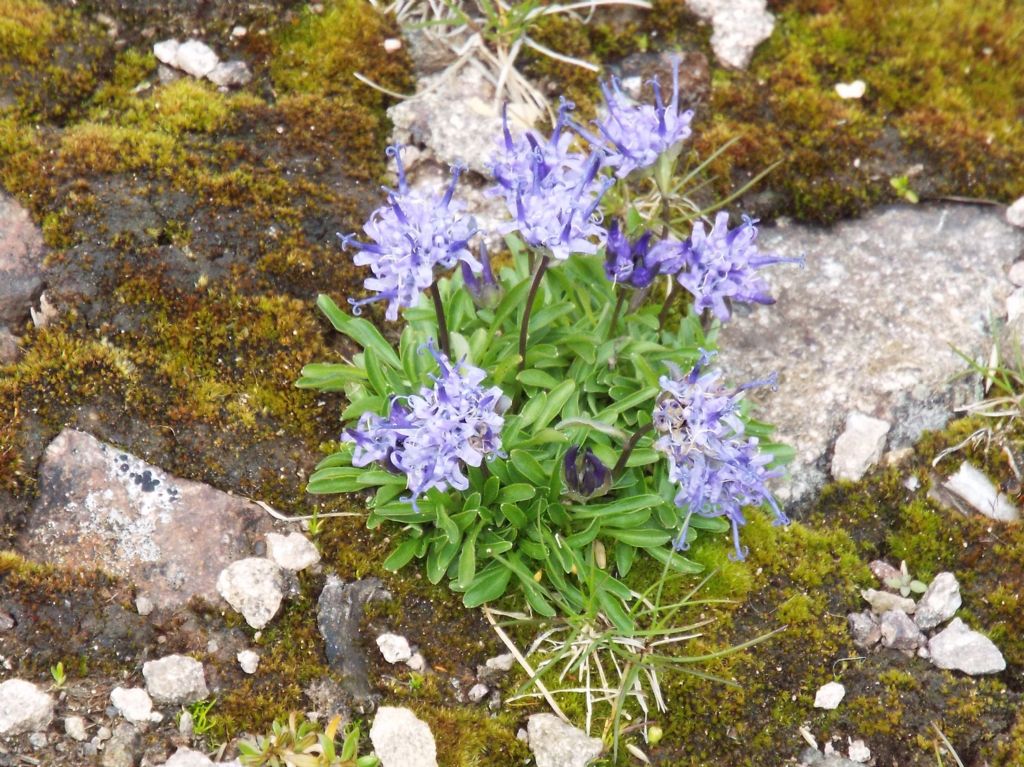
left=1008, top=260, right=1024, bottom=286
left=847, top=611, right=881, bottom=649
left=813, top=681, right=845, bottom=710
left=0, top=679, right=54, bottom=736
left=217, top=557, right=285, bottom=629
left=686, top=0, right=774, bottom=69
left=0, top=192, right=45, bottom=328
left=370, top=707, right=438, bottom=767
left=237, top=649, right=260, bottom=674
left=1007, top=196, right=1024, bottom=228
left=831, top=411, right=891, bottom=481
left=162, top=748, right=215, bottom=767
left=467, top=683, right=489, bottom=703
left=18, top=429, right=275, bottom=610
left=175, top=40, right=220, bottom=78
left=143, top=654, right=208, bottom=705
left=265, top=532, right=320, bottom=571
left=110, top=686, right=154, bottom=724
left=527, top=713, right=603, bottom=767
left=868, top=560, right=902, bottom=585
left=153, top=39, right=180, bottom=66
left=719, top=205, right=1024, bottom=505
left=944, top=462, right=1020, bottom=522
left=376, top=633, right=412, bottom=664
left=207, top=60, right=252, bottom=88
left=65, top=716, right=88, bottom=741
left=879, top=610, right=925, bottom=651
left=914, top=572, right=961, bottom=630
left=861, top=588, right=916, bottom=615
left=317, top=576, right=389, bottom=703
left=485, top=653, right=515, bottom=672
left=0, top=326, right=18, bottom=364
left=928, top=618, right=1006, bottom=675
left=101, top=722, right=139, bottom=767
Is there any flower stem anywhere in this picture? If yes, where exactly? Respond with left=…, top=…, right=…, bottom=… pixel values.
left=613, top=422, right=654, bottom=477
left=518, top=256, right=550, bottom=373
left=607, top=288, right=626, bottom=340
left=656, top=280, right=677, bottom=331
left=430, top=282, right=451, bottom=358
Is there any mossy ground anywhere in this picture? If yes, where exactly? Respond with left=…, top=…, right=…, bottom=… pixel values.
left=2, top=0, right=1023, bottom=764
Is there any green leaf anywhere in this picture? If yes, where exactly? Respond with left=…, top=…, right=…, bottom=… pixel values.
left=614, top=542, right=636, bottom=577
left=516, top=369, right=560, bottom=388
left=533, top=380, right=576, bottom=430
left=689, top=515, right=730, bottom=533
left=363, top=347, right=389, bottom=397
left=341, top=395, right=385, bottom=421
left=383, top=538, right=420, bottom=571
left=426, top=534, right=461, bottom=584
left=463, top=563, right=512, bottom=607
left=295, top=362, right=367, bottom=390
left=597, top=587, right=634, bottom=635
left=569, top=494, right=664, bottom=519
left=510, top=450, right=548, bottom=485
left=435, top=504, right=460, bottom=544
left=317, top=294, right=401, bottom=369
left=646, top=546, right=703, bottom=574
left=604, top=528, right=673, bottom=547
left=457, top=523, right=483, bottom=589
left=499, top=483, right=536, bottom=504
left=499, top=502, right=528, bottom=529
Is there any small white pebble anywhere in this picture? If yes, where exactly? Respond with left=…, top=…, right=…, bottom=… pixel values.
left=376, top=633, right=412, bottom=664
left=135, top=595, right=154, bottom=616
left=813, top=681, right=845, bottom=710
left=468, top=683, right=489, bottom=703
left=848, top=738, right=871, bottom=763
left=237, top=650, right=260, bottom=675
left=383, top=37, right=402, bottom=52
left=406, top=652, right=426, bottom=672
left=835, top=80, right=866, bottom=99
left=231, top=25, right=247, bottom=38
left=65, top=716, right=88, bottom=742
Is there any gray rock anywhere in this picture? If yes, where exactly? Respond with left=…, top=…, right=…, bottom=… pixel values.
left=65, top=715, right=88, bottom=741
left=162, top=748, right=215, bottom=767
left=1007, top=287, right=1024, bottom=324
left=485, top=653, right=515, bottom=672
left=237, top=649, right=260, bottom=674
left=831, top=412, right=890, bottom=481
left=861, top=588, right=916, bottom=615
left=928, top=617, right=1006, bottom=675
left=879, top=610, right=925, bottom=651
left=407, top=652, right=426, bottom=671
left=207, top=61, right=252, bottom=88
left=376, top=633, right=413, bottom=664
left=18, top=429, right=276, bottom=610
left=317, top=576, right=390, bottom=703
left=719, top=205, right=1024, bottom=506
left=868, top=560, right=902, bottom=585
left=0, top=326, right=18, bottom=364
left=217, top=557, right=285, bottom=629
left=799, top=746, right=864, bottom=767
left=467, top=683, right=489, bottom=703
left=0, top=610, right=13, bottom=631
left=174, top=40, right=220, bottom=78
left=944, top=462, right=1020, bottom=522
left=526, top=713, right=603, bottom=767
left=914, top=572, right=961, bottom=630
left=0, top=192, right=45, bottom=328
left=812, top=681, right=845, bottom=710
left=143, top=654, right=208, bottom=705
left=1008, top=260, right=1024, bottom=286
left=153, top=39, right=180, bottom=67
left=265, top=532, right=320, bottom=571
left=369, top=706, right=438, bottom=767
left=0, top=679, right=54, bottom=736
left=110, top=686, right=154, bottom=724
left=685, top=0, right=774, bottom=69
left=1007, top=196, right=1024, bottom=228
left=28, top=731, right=47, bottom=749
left=101, top=723, right=139, bottom=767
left=847, top=611, right=881, bottom=649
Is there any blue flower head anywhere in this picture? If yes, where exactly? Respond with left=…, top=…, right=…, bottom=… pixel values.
left=677, top=212, right=804, bottom=323
left=604, top=220, right=687, bottom=288
left=653, top=352, right=787, bottom=561
left=587, top=54, right=694, bottom=179
left=339, top=145, right=480, bottom=321
left=343, top=342, right=509, bottom=507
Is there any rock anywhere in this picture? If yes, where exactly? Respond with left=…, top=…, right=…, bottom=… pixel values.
left=879, top=610, right=925, bottom=651
left=944, top=462, right=1020, bottom=522
left=162, top=747, right=215, bottom=767
left=265, top=532, right=320, bottom=572
left=388, top=66, right=540, bottom=176
left=175, top=40, right=220, bottom=78
left=231, top=26, right=247, bottom=38
left=719, top=205, right=1024, bottom=506
left=685, top=0, right=774, bottom=69
left=847, top=738, right=871, bottom=763
left=65, top=715, right=88, bottom=741
left=0, top=326, right=18, bottom=364
left=1008, top=260, right=1024, bottom=286
left=861, top=588, right=916, bottom=615
left=0, top=610, right=13, bottom=631
left=207, top=61, right=252, bottom=88
left=407, top=652, right=426, bottom=672
left=831, top=412, right=891, bottom=481
left=153, top=39, right=180, bottom=66
left=18, top=429, right=276, bottom=611
left=0, top=192, right=46, bottom=329
left=527, top=714, right=603, bottom=767
left=30, top=290, right=58, bottom=328
left=102, top=723, right=139, bottom=767
left=216, top=557, right=285, bottom=629
left=317, top=576, right=390, bottom=703
left=799, top=746, right=865, bottom=767
left=1007, top=288, right=1024, bottom=324
left=467, top=683, right=489, bottom=703
left=615, top=51, right=709, bottom=111
left=369, top=706, right=438, bottom=767
left=1007, top=196, right=1024, bottom=228
left=376, top=633, right=413, bottom=664
left=0, top=679, right=54, bottom=736
left=868, top=560, right=902, bottom=585
left=485, top=653, right=515, bottom=672
left=928, top=618, right=1006, bottom=675
left=177, top=711, right=194, bottom=737
left=237, top=649, right=260, bottom=674
left=847, top=611, right=881, bottom=649
left=383, top=37, right=403, bottom=53
left=143, top=655, right=208, bottom=705
left=914, top=572, right=961, bottom=630
left=813, top=681, right=845, bottom=710
left=835, top=80, right=866, bottom=99
left=28, top=731, right=47, bottom=749
left=110, top=686, right=154, bottom=724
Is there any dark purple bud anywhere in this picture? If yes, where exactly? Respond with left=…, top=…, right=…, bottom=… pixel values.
left=563, top=446, right=612, bottom=501
left=462, top=243, right=501, bottom=308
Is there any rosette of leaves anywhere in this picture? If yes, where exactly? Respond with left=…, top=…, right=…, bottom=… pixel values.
left=298, top=238, right=790, bottom=630
left=237, top=713, right=378, bottom=767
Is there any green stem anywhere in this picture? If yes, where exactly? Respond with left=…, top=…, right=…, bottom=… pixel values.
left=656, top=280, right=677, bottom=332
left=518, top=256, right=550, bottom=373
left=613, top=422, right=654, bottom=477
left=607, top=288, right=626, bottom=340
left=430, top=282, right=451, bottom=358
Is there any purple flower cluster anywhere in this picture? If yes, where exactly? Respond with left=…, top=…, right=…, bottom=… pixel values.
left=675, top=212, right=803, bottom=323
left=585, top=55, right=694, bottom=179
left=340, top=145, right=479, bottom=321
left=652, top=351, right=788, bottom=561
left=489, top=101, right=611, bottom=261
left=604, top=219, right=685, bottom=289
left=343, top=344, right=509, bottom=506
